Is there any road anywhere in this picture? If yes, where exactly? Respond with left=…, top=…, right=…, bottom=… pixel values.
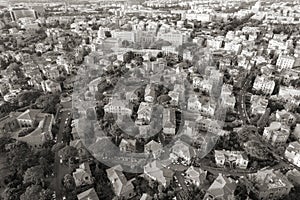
left=236, top=71, right=253, bottom=124
left=54, top=110, right=72, bottom=200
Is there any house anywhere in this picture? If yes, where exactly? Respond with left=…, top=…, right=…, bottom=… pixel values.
left=185, top=166, right=207, bottom=187
left=250, top=95, right=268, bottom=115
left=187, top=95, right=202, bottom=113
left=16, top=109, right=42, bottom=128
left=220, top=84, right=236, bottom=110
left=243, top=169, right=293, bottom=200
left=170, top=140, right=195, bottom=165
left=286, top=169, right=300, bottom=186
left=144, top=160, right=174, bottom=187
left=72, top=162, right=94, bottom=187
left=119, top=139, right=136, bottom=153
left=150, top=59, right=166, bottom=73
left=193, top=78, right=213, bottom=95
left=43, top=67, right=60, bottom=80
left=278, top=86, right=300, bottom=100
left=0, top=79, right=11, bottom=96
left=136, top=102, right=153, bottom=126
left=168, top=90, right=180, bottom=106
left=263, top=122, right=290, bottom=146
left=88, top=77, right=103, bottom=94
left=293, top=124, right=300, bottom=142
left=77, top=188, right=99, bottom=200
left=275, top=110, right=296, bottom=126
left=224, top=41, right=242, bottom=55
left=106, top=165, right=135, bottom=199
left=162, top=108, right=176, bottom=136
left=70, top=139, right=90, bottom=161
left=253, top=75, right=275, bottom=95
left=144, top=84, right=156, bottom=103
left=204, top=174, right=237, bottom=200
left=140, top=193, right=153, bottom=200
left=41, top=80, right=62, bottom=93
left=285, top=141, right=300, bottom=167
left=0, top=114, right=20, bottom=135
left=215, top=150, right=249, bottom=169
left=125, top=90, right=139, bottom=103
left=144, top=140, right=163, bottom=159
left=104, top=100, right=132, bottom=116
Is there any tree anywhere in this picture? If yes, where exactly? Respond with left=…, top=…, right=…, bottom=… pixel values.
left=59, top=146, right=78, bottom=162
left=23, top=165, right=45, bottom=184
left=8, top=141, right=36, bottom=173
left=63, top=174, right=76, bottom=191
left=0, top=137, right=16, bottom=152
left=121, top=40, right=130, bottom=48
left=123, top=51, right=135, bottom=64
left=20, top=184, right=53, bottom=200
left=104, top=31, right=111, bottom=38
left=244, top=140, right=269, bottom=160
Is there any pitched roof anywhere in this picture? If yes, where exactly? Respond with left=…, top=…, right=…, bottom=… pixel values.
left=17, top=109, right=41, bottom=121
left=106, top=165, right=135, bottom=197
left=77, top=188, right=99, bottom=200
left=172, top=140, right=196, bottom=160
left=206, top=174, right=237, bottom=200
left=144, top=160, right=174, bottom=187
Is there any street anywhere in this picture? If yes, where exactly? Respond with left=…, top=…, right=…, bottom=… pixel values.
left=54, top=110, right=72, bottom=200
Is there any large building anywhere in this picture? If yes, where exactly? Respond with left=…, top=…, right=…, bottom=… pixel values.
left=10, top=9, right=38, bottom=21
left=157, top=31, right=189, bottom=47
left=253, top=75, right=275, bottom=95
left=263, top=122, right=290, bottom=146
left=276, top=54, right=295, bottom=71
left=285, top=141, right=300, bottom=167
left=243, top=169, right=293, bottom=200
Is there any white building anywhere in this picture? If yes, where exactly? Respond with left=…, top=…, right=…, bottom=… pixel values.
left=253, top=76, right=275, bottom=95
left=157, top=31, right=188, bottom=47
left=278, top=86, right=300, bottom=99
left=263, top=122, right=290, bottom=146
left=111, top=30, right=135, bottom=43
left=276, top=54, right=295, bottom=71
left=187, top=95, right=202, bottom=113
left=250, top=95, right=268, bottom=115
left=104, top=100, right=132, bottom=116
left=41, top=80, right=62, bottom=93
left=215, top=150, right=249, bottom=169
left=163, top=108, right=176, bottom=136
left=285, top=141, right=300, bottom=167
